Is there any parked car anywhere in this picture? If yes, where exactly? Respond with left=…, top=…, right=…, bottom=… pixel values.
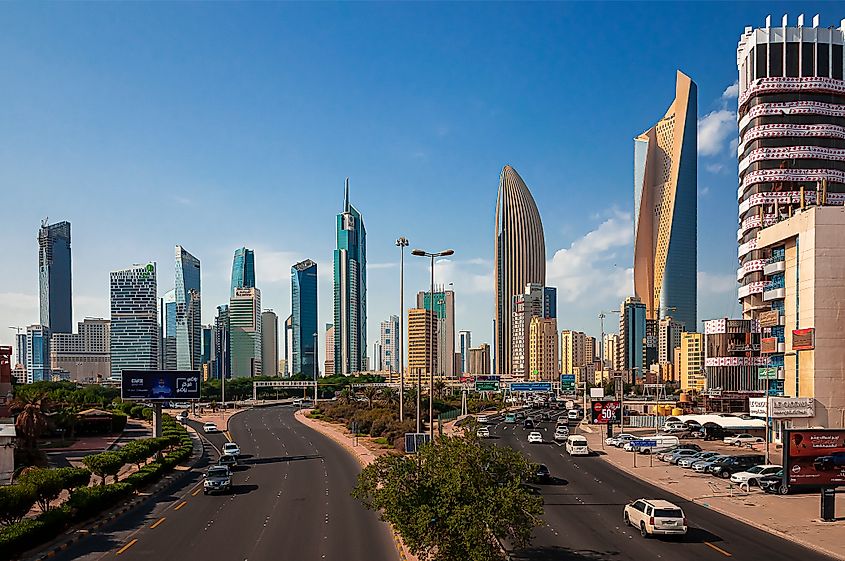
left=709, top=455, right=765, bottom=478
left=623, top=499, right=687, bottom=538
left=692, top=455, right=727, bottom=473
left=724, top=434, right=764, bottom=446
left=554, top=426, right=570, bottom=442
left=606, top=433, right=636, bottom=446
left=677, top=451, right=721, bottom=468
left=527, top=431, right=543, bottom=444
left=667, top=449, right=701, bottom=464
left=663, top=422, right=687, bottom=433
left=731, top=464, right=782, bottom=487
left=566, top=435, right=589, bottom=456
left=203, top=465, right=232, bottom=494
left=203, top=422, right=219, bottom=433
left=637, top=436, right=680, bottom=454
left=759, top=469, right=787, bottom=494
left=476, top=427, right=490, bottom=438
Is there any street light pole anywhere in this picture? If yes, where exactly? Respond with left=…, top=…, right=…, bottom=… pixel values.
left=396, top=237, right=408, bottom=421
left=313, top=331, right=319, bottom=403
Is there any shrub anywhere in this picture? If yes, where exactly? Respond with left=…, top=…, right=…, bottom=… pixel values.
left=67, top=483, right=132, bottom=520
left=82, top=451, right=125, bottom=485
left=0, top=505, right=71, bottom=561
left=129, top=405, right=143, bottom=419
left=111, top=412, right=128, bottom=432
left=55, top=467, right=92, bottom=491
left=17, top=468, right=65, bottom=513
left=141, top=407, right=153, bottom=421
left=0, top=484, right=37, bottom=526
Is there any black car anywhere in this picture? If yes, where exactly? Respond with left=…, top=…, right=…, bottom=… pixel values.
left=523, top=419, right=535, bottom=429
left=710, top=455, right=765, bottom=478
left=533, top=464, right=551, bottom=484
left=218, top=454, right=238, bottom=469
left=759, top=469, right=787, bottom=494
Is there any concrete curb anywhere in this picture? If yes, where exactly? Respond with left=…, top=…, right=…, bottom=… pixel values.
left=294, top=409, right=412, bottom=561
left=22, top=425, right=206, bottom=561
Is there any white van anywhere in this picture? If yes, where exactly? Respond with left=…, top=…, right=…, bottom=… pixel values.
left=637, top=435, right=680, bottom=454
left=567, top=409, right=581, bottom=421
left=565, top=435, right=589, bottom=456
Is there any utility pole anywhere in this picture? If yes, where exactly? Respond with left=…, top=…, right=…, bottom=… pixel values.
left=396, top=237, right=408, bottom=421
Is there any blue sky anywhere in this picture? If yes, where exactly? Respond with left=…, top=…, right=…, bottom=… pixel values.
left=0, top=2, right=834, bottom=360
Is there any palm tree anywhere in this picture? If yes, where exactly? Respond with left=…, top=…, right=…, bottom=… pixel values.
left=338, top=387, right=355, bottom=405
left=362, top=386, right=380, bottom=409
left=379, top=387, right=398, bottom=407
left=11, top=392, right=50, bottom=450
left=433, top=380, right=447, bottom=400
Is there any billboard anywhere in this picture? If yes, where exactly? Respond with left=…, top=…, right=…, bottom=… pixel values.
left=121, top=370, right=201, bottom=401
left=758, top=309, right=781, bottom=328
left=590, top=400, right=621, bottom=424
left=749, top=397, right=767, bottom=418
left=792, top=328, right=815, bottom=351
left=784, top=429, right=845, bottom=488
left=760, top=337, right=778, bottom=354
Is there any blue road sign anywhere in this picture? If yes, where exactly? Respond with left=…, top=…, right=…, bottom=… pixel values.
left=630, top=440, right=658, bottom=447
left=509, top=382, right=553, bottom=392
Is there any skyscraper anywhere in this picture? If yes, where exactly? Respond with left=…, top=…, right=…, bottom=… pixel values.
left=292, top=259, right=318, bottom=377
left=333, top=179, right=367, bottom=375
left=529, top=317, right=559, bottom=381
left=15, top=333, right=27, bottom=370
left=26, top=325, right=50, bottom=382
left=284, top=315, right=293, bottom=376
left=161, top=289, right=177, bottom=370
left=468, top=343, right=491, bottom=376
left=261, top=310, right=279, bottom=377
left=511, top=283, right=544, bottom=379
left=110, top=263, right=158, bottom=379
left=229, top=288, right=261, bottom=377
left=619, top=296, right=647, bottom=383
left=633, top=71, right=697, bottom=332
left=324, top=324, right=334, bottom=376
left=560, top=330, right=587, bottom=377
left=679, top=331, right=705, bottom=392
left=230, top=247, right=255, bottom=297
left=175, top=245, right=201, bottom=371
left=373, top=341, right=383, bottom=371
left=379, top=315, right=400, bottom=374
left=214, top=305, right=231, bottom=380
left=407, top=308, right=437, bottom=383
left=458, top=330, right=472, bottom=374
left=494, top=165, right=546, bottom=377
left=417, top=289, right=455, bottom=377
left=38, top=220, right=72, bottom=334
left=542, top=287, right=557, bottom=319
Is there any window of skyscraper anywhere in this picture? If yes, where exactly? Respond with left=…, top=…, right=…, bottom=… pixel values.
left=770, top=43, right=783, bottom=76
left=834, top=44, right=843, bottom=80
left=786, top=42, right=799, bottom=77
left=818, top=43, right=829, bottom=77
left=801, top=42, right=814, bottom=77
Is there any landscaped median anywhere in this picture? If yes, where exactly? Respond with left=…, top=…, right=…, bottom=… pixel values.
left=0, top=414, right=194, bottom=561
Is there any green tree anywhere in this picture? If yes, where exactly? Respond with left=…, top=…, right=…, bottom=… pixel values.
left=55, top=467, right=92, bottom=491
left=119, top=440, right=154, bottom=469
left=16, top=468, right=65, bottom=513
left=11, top=392, right=50, bottom=450
left=82, top=451, right=125, bottom=485
left=380, top=387, right=399, bottom=407
left=352, top=431, right=543, bottom=561
left=362, top=386, right=380, bottom=409
left=0, top=484, right=37, bottom=525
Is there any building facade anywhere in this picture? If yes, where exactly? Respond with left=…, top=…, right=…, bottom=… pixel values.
left=110, top=263, right=159, bottom=379
left=379, top=315, right=400, bottom=374
left=658, top=317, right=684, bottom=365
left=229, top=287, right=261, bottom=377
left=26, top=325, right=50, bottom=382
left=230, top=247, right=255, bottom=296
left=529, top=317, right=559, bottom=381
left=679, top=331, right=705, bottom=392
left=458, top=330, right=471, bottom=374
left=324, top=324, right=334, bottom=376
left=50, top=318, right=110, bottom=383
left=468, top=343, right=491, bottom=376
left=175, top=245, right=201, bottom=371
left=15, top=333, right=27, bottom=371
left=560, top=330, right=587, bottom=381
left=333, top=180, right=367, bottom=375
left=704, top=318, right=765, bottom=393
left=510, top=283, right=544, bottom=380
left=161, top=289, right=177, bottom=370
left=633, top=71, right=698, bottom=332
left=494, top=165, right=546, bottom=377
left=38, top=220, right=73, bottom=334
left=417, top=289, right=455, bottom=377
left=407, top=308, right=437, bottom=383
left=292, top=259, right=318, bottom=377
left=261, top=310, right=279, bottom=377
left=619, top=296, right=647, bottom=383
left=213, top=305, right=231, bottom=380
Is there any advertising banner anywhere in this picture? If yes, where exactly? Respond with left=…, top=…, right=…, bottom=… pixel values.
left=770, top=397, right=814, bottom=418
left=784, top=429, right=845, bottom=488
left=509, top=382, right=552, bottom=393
left=589, top=387, right=605, bottom=399
left=761, top=337, right=778, bottom=354
left=749, top=397, right=767, bottom=418
left=121, top=370, right=201, bottom=401
left=590, top=400, right=621, bottom=424
left=758, top=309, right=781, bottom=328
left=792, top=328, right=815, bottom=351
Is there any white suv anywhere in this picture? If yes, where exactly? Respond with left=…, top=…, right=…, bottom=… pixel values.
left=624, top=499, right=687, bottom=537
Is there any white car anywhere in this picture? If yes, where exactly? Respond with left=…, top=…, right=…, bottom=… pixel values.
left=477, top=415, right=491, bottom=424
left=624, top=499, right=687, bottom=537
left=203, top=422, right=219, bottom=433
left=476, top=427, right=490, bottom=438
left=724, top=434, right=764, bottom=446
left=605, top=433, right=635, bottom=446
left=527, top=431, right=543, bottom=444
left=554, top=426, right=570, bottom=442
left=730, top=464, right=781, bottom=487
left=222, top=442, right=240, bottom=457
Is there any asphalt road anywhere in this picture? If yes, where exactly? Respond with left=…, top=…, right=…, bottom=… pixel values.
left=46, top=405, right=395, bottom=561
left=486, top=408, right=836, bottom=561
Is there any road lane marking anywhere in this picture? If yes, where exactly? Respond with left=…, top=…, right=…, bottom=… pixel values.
left=191, top=487, right=202, bottom=496
left=116, top=539, right=138, bottom=555
left=150, top=517, right=166, bottom=529
left=174, top=500, right=188, bottom=511
left=704, top=542, right=732, bottom=557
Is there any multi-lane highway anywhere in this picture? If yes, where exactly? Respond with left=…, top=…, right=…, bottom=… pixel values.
left=47, top=406, right=396, bottom=561
left=484, top=407, right=836, bottom=561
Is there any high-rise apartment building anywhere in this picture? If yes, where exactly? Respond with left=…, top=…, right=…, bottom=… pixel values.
left=261, top=310, right=279, bottom=377
left=468, top=343, right=491, bottom=375
left=230, top=247, right=255, bottom=296
left=284, top=315, right=293, bottom=376
left=634, top=71, right=698, bottom=332
left=175, top=245, right=201, bottom=371
left=529, top=317, right=559, bottom=381
left=458, top=330, right=472, bottom=374
left=15, top=333, right=27, bottom=371
left=585, top=336, right=596, bottom=365
left=292, top=259, right=318, bottom=377
left=161, top=289, right=177, bottom=370
left=230, top=287, right=261, bottom=377
left=704, top=318, right=765, bottom=393
left=26, top=325, right=50, bottom=382
left=38, top=220, right=72, bottom=334
left=407, top=308, right=437, bottom=383
left=560, top=330, right=587, bottom=381
left=603, top=333, right=619, bottom=370
left=201, top=325, right=212, bottom=367
left=213, top=305, right=231, bottom=380
left=373, top=341, right=383, bottom=371
left=658, top=317, right=684, bottom=365
left=494, top=165, right=546, bottom=377
left=334, top=180, right=367, bottom=375
left=511, top=284, right=544, bottom=380
left=110, top=263, right=158, bottom=379
left=679, top=331, right=705, bottom=392
left=417, top=289, right=455, bottom=377
left=619, top=296, right=647, bottom=383
left=379, top=315, right=400, bottom=374
left=324, top=324, right=334, bottom=376
left=51, top=318, right=110, bottom=382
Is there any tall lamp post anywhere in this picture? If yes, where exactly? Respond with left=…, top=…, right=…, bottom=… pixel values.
left=396, top=237, right=409, bottom=421
left=411, top=248, right=454, bottom=440
left=313, top=332, right=319, bottom=403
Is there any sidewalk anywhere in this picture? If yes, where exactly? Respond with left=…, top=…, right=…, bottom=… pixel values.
left=579, top=426, right=845, bottom=561
left=295, top=409, right=418, bottom=561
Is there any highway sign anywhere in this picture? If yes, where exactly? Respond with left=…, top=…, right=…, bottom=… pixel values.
left=475, top=381, right=500, bottom=392
left=560, top=374, right=575, bottom=392
left=404, top=432, right=432, bottom=454
left=630, top=440, right=658, bottom=447
left=254, top=380, right=316, bottom=388
left=509, top=382, right=552, bottom=393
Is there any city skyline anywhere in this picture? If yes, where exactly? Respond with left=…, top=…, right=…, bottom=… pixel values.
left=3, top=3, right=834, bottom=355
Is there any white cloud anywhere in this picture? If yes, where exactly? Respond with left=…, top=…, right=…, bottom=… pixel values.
left=698, top=109, right=736, bottom=157
left=368, top=262, right=397, bottom=270
left=722, top=81, right=739, bottom=100
left=0, top=292, right=38, bottom=348
left=697, top=271, right=736, bottom=295
left=433, top=258, right=493, bottom=296
left=705, top=163, right=724, bottom=174
left=699, top=186, right=711, bottom=197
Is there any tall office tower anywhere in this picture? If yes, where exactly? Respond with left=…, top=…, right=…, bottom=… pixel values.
left=25, top=325, right=50, bottom=382
left=529, top=317, right=559, bottom=381
left=585, top=336, right=596, bottom=365
left=542, top=287, right=557, bottom=319
left=468, top=343, right=491, bottom=375
left=737, top=16, right=845, bottom=320
left=334, top=180, right=367, bottom=375
left=229, top=288, right=261, bottom=377
left=645, top=318, right=659, bottom=371
left=603, top=333, right=619, bottom=370
left=458, top=330, right=472, bottom=374
left=324, top=324, right=334, bottom=376
left=175, top=245, right=201, bottom=370
left=162, top=289, right=177, bottom=370
left=417, top=288, right=455, bottom=377
left=110, top=263, right=158, bottom=379
left=510, top=283, right=544, bottom=380
left=284, top=315, right=293, bottom=376
left=407, top=308, right=437, bottom=384
left=15, top=333, right=27, bottom=370
left=560, top=330, right=587, bottom=378
left=230, top=247, right=255, bottom=296
left=38, top=220, right=72, bottom=334
left=494, top=165, right=546, bottom=377
left=292, top=259, right=318, bottom=377
left=678, top=331, right=705, bottom=392
left=633, top=71, right=698, bottom=332
left=658, top=317, right=684, bottom=364
left=201, top=325, right=212, bottom=367
left=619, top=296, right=647, bottom=383
left=51, top=318, right=110, bottom=382
left=379, top=315, right=400, bottom=374
left=373, top=341, right=383, bottom=371
left=214, top=305, right=231, bottom=380
left=261, top=310, right=279, bottom=377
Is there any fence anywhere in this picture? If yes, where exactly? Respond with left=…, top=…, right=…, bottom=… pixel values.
left=625, top=415, right=667, bottom=429
left=437, top=409, right=461, bottom=423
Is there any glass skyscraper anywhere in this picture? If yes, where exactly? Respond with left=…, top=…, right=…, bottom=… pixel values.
left=175, top=245, right=201, bottom=370
left=110, top=263, right=159, bottom=379
left=230, top=247, right=255, bottom=296
left=162, top=289, right=177, bottom=369
left=38, top=220, right=72, bottom=334
left=26, top=325, right=50, bottom=382
left=214, top=305, right=231, bottom=380
left=333, top=180, right=367, bottom=375
left=292, top=260, right=318, bottom=377
left=230, top=287, right=261, bottom=377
